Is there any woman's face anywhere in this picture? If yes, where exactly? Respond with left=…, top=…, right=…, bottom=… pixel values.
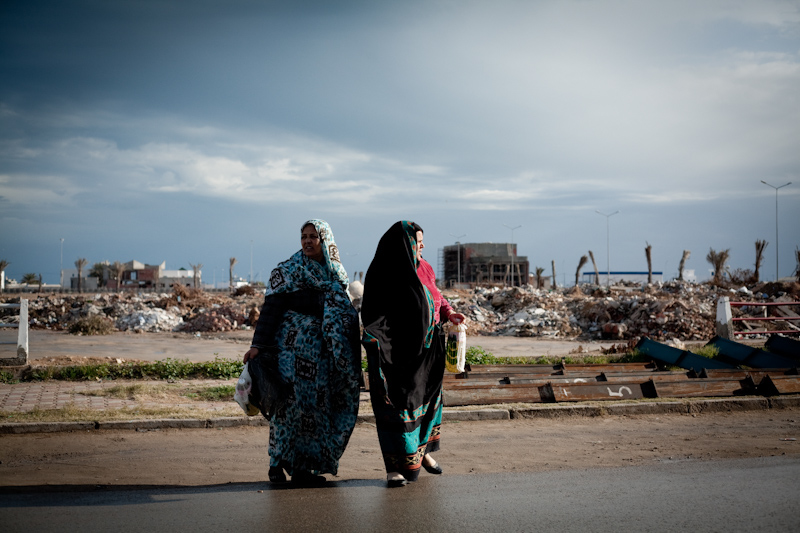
left=301, top=224, right=324, bottom=262
left=413, top=230, right=425, bottom=261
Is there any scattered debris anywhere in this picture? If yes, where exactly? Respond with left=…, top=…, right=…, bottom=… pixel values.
left=3, top=280, right=798, bottom=340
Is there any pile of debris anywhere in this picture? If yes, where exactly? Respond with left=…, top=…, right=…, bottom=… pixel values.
left=442, top=280, right=800, bottom=341
left=3, top=280, right=798, bottom=341
left=3, top=289, right=264, bottom=334
left=180, top=305, right=249, bottom=333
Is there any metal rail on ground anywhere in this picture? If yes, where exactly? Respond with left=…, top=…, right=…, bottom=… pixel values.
left=440, top=339, right=799, bottom=406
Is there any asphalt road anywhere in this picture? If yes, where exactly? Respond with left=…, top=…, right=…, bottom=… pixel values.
left=3, top=456, right=798, bottom=533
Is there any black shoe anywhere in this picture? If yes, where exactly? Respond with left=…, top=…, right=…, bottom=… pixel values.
left=422, top=460, right=443, bottom=475
left=292, top=471, right=326, bottom=486
left=269, top=467, right=287, bottom=483
left=387, top=477, right=408, bottom=488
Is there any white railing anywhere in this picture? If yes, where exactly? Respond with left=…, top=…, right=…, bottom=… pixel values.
left=0, top=299, right=29, bottom=364
left=716, top=296, right=800, bottom=339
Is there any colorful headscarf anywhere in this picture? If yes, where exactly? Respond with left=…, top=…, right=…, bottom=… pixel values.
left=265, top=219, right=354, bottom=370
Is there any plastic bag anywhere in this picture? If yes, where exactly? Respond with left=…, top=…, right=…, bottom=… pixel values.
left=247, top=353, right=284, bottom=420
left=234, top=362, right=260, bottom=416
left=445, top=322, right=467, bottom=373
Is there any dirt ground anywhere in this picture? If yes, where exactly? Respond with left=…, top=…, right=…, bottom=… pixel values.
left=1, top=408, right=798, bottom=488
left=0, top=329, right=622, bottom=365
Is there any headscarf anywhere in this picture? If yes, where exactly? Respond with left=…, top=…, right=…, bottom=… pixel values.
left=265, top=219, right=356, bottom=371
left=266, top=219, right=349, bottom=297
left=361, top=221, right=437, bottom=409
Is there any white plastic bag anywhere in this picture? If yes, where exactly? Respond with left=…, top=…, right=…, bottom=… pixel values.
left=234, top=362, right=260, bottom=416
left=445, top=322, right=467, bottom=373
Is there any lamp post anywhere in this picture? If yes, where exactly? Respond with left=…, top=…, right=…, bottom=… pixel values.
left=59, top=238, right=64, bottom=288
left=595, top=210, right=619, bottom=286
left=760, top=181, right=792, bottom=281
left=449, top=234, right=466, bottom=285
left=250, top=240, right=253, bottom=283
left=503, top=224, right=522, bottom=286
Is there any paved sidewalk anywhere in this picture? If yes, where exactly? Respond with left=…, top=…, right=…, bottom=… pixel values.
left=2, top=376, right=799, bottom=435
left=0, top=379, right=238, bottom=413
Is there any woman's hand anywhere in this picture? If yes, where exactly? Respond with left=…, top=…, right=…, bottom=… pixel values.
left=243, top=347, right=259, bottom=363
left=448, top=313, right=466, bottom=325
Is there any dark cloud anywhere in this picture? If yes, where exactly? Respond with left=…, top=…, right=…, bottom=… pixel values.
left=1, top=0, right=798, bottom=282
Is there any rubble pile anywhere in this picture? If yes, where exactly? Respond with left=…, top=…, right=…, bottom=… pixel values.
left=4, top=290, right=264, bottom=334
left=116, top=307, right=184, bottom=333
left=180, top=305, right=250, bottom=333
left=442, top=280, right=800, bottom=341
left=3, top=280, right=798, bottom=340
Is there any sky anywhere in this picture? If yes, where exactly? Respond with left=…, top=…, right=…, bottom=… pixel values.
left=1, top=0, right=799, bottom=286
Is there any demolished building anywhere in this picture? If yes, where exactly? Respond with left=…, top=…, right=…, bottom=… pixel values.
left=440, top=242, right=530, bottom=287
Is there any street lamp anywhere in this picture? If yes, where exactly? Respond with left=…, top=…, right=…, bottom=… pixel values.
left=761, top=181, right=792, bottom=281
left=60, top=238, right=64, bottom=288
left=250, top=240, right=253, bottom=283
left=503, top=224, right=522, bottom=286
left=595, top=210, right=619, bottom=286
left=449, top=234, right=466, bottom=285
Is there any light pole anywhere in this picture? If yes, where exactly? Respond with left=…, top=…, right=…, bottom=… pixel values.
left=250, top=240, right=253, bottom=283
left=60, top=238, right=64, bottom=288
left=761, top=181, right=792, bottom=281
left=503, top=224, right=522, bottom=286
left=595, top=210, right=619, bottom=286
left=449, top=234, right=466, bottom=285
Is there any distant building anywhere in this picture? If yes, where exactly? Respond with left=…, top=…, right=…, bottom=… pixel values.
left=440, top=242, right=529, bottom=287
left=61, top=261, right=197, bottom=290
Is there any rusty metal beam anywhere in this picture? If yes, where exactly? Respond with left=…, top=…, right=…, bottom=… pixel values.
left=698, top=369, right=795, bottom=382
left=548, top=382, right=648, bottom=402
left=758, top=375, right=800, bottom=395
left=600, top=371, right=691, bottom=383
left=652, top=377, right=756, bottom=398
left=463, top=364, right=560, bottom=374
left=442, top=384, right=546, bottom=406
left=450, top=371, right=600, bottom=382
left=561, top=363, right=657, bottom=373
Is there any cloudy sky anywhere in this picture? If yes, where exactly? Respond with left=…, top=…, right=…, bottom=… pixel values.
left=1, top=0, right=798, bottom=286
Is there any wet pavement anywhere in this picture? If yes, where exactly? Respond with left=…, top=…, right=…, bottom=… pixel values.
left=3, top=456, right=798, bottom=533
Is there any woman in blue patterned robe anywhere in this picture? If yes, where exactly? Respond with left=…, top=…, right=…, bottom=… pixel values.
left=243, top=219, right=361, bottom=485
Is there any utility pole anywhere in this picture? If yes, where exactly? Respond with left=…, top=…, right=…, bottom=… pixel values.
left=761, top=181, right=791, bottom=281
left=503, top=224, right=522, bottom=286
left=595, top=210, right=619, bottom=286
left=60, top=238, right=64, bottom=288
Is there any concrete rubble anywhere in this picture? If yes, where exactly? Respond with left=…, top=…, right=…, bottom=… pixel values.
left=2, top=280, right=798, bottom=341
left=442, top=280, right=800, bottom=341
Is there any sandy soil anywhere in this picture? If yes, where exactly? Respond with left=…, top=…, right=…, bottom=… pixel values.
left=2, top=329, right=622, bottom=365
left=1, top=408, right=798, bottom=488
